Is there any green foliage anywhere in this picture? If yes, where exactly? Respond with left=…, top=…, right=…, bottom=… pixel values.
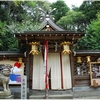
left=0, top=21, right=6, bottom=50
left=72, top=5, right=80, bottom=11
left=0, top=19, right=40, bottom=51
left=0, top=21, right=6, bottom=35
left=51, top=0, right=69, bottom=22
left=0, top=1, right=27, bottom=23
left=0, top=1, right=41, bottom=51
left=79, top=1, right=100, bottom=24
left=0, top=20, right=18, bottom=51
left=0, top=1, right=8, bottom=22
left=13, top=0, right=24, bottom=6
left=57, top=11, right=86, bottom=32
left=7, top=20, right=39, bottom=33
left=35, top=1, right=51, bottom=11
left=76, top=12, right=100, bottom=50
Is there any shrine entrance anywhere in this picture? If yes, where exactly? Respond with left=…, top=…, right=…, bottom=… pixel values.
left=32, top=53, right=72, bottom=90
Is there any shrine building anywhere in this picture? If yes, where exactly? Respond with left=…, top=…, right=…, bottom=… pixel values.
left=0, top=8, right=100, bottom=95
left=15, top=10, right=84, bottom=90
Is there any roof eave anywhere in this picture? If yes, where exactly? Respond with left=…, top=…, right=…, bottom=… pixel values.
left=75, top=50, right=100, bottom=56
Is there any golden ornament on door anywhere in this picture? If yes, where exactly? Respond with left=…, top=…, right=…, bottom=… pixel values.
left=18, top=57, right=23, bottom=64
left=29, top=42, right=40, bottom=55
left=77, top=57, right=82, bottom=63
left=86, top=56, right=91, bottom=62
left=60, top=41, right=71, bottom=54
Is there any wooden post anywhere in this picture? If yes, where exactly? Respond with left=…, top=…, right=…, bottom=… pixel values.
left=60, top=53, right=64, bottom=89
left=44, top=40, right=49, bottom=99
left=89, top=62, right=92, bottom=86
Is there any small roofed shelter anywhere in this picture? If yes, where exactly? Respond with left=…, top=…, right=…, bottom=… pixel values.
left=15, top=9, right=85, bottom=90
left=73, top=50, right=100, bottom=88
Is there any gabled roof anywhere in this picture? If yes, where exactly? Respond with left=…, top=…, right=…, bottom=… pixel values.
left=38, top=10, right=65, bottom=31
left=14, top=10, right=85, bottom=45
left=39, top=18, right=65, bottom=31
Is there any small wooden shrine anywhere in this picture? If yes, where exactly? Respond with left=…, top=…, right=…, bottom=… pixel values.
left=74, top=50, right=100, bottom=87
left=15, top=10, right=84, bottom=90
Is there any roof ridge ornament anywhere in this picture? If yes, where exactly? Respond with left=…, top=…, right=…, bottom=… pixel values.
left=38, top=7, right=65, bottom=31
left=39, top=7, right=56, bottom=21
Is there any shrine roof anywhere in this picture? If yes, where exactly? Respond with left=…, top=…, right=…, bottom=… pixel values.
left=75, top=50, right=100, bottom=56
left=15, top=9, right=85, bottom=36
left=14, top=9, right=85, bottom=43
left=39, top=18, right=65, bottom=31
left=15, top=30, right=85, bottom=35
left=15, top=31, right=85, bottom=44
left=0, top=51, right=24, bottom=56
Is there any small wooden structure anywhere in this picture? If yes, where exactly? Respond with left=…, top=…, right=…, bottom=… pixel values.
left=90, top=62, right=100, bottom=87
left=1, top=9, right=100, bottom=93
left=74, top=50, right=100, bottom=87
left=15, top=11, right=84, bottom=90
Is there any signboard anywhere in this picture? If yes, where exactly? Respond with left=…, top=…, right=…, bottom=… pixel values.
left=21, top=75, right=27, bottom=99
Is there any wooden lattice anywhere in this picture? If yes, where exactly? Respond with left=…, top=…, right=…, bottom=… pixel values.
left=74, top=61, right=89, bottom=75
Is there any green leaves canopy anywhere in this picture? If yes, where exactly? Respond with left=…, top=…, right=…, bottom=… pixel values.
left=76, top=12, right=100, bottom=50
left=51, top=0, right=69, bottom=22
left=79, top=1, right=100, bottom=24
left=57, top=11, right=86, bottom=32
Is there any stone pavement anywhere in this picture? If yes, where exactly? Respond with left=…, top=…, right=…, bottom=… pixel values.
left=6, top=86, right=100, bottom=99
left=73, top=86, right=100, bottom=99
left=12, top=90, right=100, bottom=99
left=29, top=87, right=100, bottom=99
left=11, top=90, right=100, bottom=99
left=73, top=90, right=100, bottom=99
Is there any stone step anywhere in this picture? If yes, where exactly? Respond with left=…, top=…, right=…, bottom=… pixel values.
left=29, top=90, right=72, bottom=95
left=0, top=95, right=14, bottom=99
left=29, top=94, right=73, bottom=99
left=74, top=96, right=100, bottom=99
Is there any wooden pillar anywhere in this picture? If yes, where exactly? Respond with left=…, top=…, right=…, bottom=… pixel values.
left=25, top=44, right=30, bottom=98
left=70, top=50, right=75, bottom=87
left=26, top=44, right=33, bottom=90
left=60, top=52, right=64, bottom=89
left=29, top=54, right=33, bottom=89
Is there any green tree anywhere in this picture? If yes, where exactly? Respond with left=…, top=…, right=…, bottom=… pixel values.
left=0, top=1, right=51, bottom=51
left=76, top=12, right=100, bottom=50
left=72, top=5, right=80, bottom=12
left=51, top=0, right=69, bottom=22
left=0, top=21, right=7, bottom=50
left=0, top=1, right=26, bottom=23
left=57, top=11, right=86, bottom=32
left=79, top=1, right=100, bottom=24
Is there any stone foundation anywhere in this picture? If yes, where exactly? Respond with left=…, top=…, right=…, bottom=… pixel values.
left=0, top=91, right=14, bottom=99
